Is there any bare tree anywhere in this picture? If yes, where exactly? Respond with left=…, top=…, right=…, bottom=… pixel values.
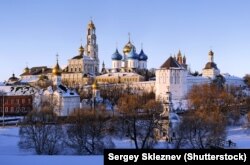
left=117, top=93, right=161, bottom=149
left=174, top=84, right=235, bottom=148
left=65, top=108, right=114, bottom=155
left=19, top=108, right=64, bottom=155
left=100, top=85, right=126, bottom=105
left=176, top=110, right=226, bottom=149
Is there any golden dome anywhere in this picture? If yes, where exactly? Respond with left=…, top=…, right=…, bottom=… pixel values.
left=88, top=20, right=95, bottom=29
left=23, top=66, right=29, bottom=73
left=123, top=41, right=135, bottom=55
left=52, top=63, right=62, bottom=76
left=79, top=45, right=84, bottom=55
left=92, top=80, right=99, bottom=90
left=52, top=54, right=62, bottom=76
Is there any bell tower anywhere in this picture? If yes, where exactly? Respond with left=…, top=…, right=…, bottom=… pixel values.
left=86, top=19, right=99, bottom=75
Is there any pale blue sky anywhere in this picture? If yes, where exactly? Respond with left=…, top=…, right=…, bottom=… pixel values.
left=0, top=0, right=250, bottom=81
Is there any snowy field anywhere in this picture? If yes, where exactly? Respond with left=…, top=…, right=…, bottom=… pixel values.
left=0, top=155, right=103, bottom=165
left=0, top=126, right=250, bottom=165
left=0, top=127, right=103, bottom=165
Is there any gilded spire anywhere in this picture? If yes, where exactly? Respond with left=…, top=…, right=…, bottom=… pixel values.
left=177, top=50, right=182, bottom=57
left=88, top=18, right=95, bottom=29
left=23, top=62, right=29, bottom=73
left=177, top=50, right=183, bottom=64
left=79, top=44, right=84, bottom=56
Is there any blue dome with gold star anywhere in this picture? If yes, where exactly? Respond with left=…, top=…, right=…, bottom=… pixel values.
left=138, top=49, right=148, bottom=61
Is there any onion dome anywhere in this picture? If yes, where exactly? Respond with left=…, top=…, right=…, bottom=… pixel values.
left=23, top=66, right=29, bottom=73
left=204, top=50, right=217, bottom=69
left=138, top=49, right=148, bottom=61
left=204, top=62, right=218, bottom=69
left=79, top=44, right=84, bottom=56
left=52, top=63, right=62, bottom=76
left=8, top=73, right=19, bottom=82
left=92, top=80, right=99, bottom=90
left=111, top=49, right=123, bottom=60
left=127, top=47, right=138, bottom=60
left=123, top=41, right=136, bottom=55
left=52, top=55, right=62, bottom=76
left=88, top=20, right=95, bottom=29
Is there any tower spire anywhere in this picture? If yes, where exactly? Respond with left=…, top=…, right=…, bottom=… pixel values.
left=128, top=32, right=131, bottom=42
left=56, top=53, right=59, bottom=64
left=102, top=61, right=105, bottom=68
left=79, top=38, right=84, bottom=56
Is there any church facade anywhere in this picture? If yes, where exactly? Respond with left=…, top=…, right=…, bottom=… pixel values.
left=62, top=20, right=99, bottom=86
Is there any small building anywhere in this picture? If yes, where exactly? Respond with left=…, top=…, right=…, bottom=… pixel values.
left=0, top=85, right=35, bottom=116
left=20, top=66, right=52, bottom=85
left=0, top=95, right=32, bottom=116
left=202, top=50, right=220, bottom=78
left=40, top=84, right=80, bottom=116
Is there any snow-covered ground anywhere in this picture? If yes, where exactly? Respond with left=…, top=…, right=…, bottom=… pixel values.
left=0, top=156, right=103, bottom=165
left=0, top=125, right=250, bottom=165
left=227, top=126, right=250, bottom=148
left=0, top=127, right=102, bottom=165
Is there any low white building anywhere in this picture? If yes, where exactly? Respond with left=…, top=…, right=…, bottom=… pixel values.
left=202, top=50, right=220, bottom=79
left=0, top=83, right=80, bottom=116
left=40, top=85, right=80, bottom=116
